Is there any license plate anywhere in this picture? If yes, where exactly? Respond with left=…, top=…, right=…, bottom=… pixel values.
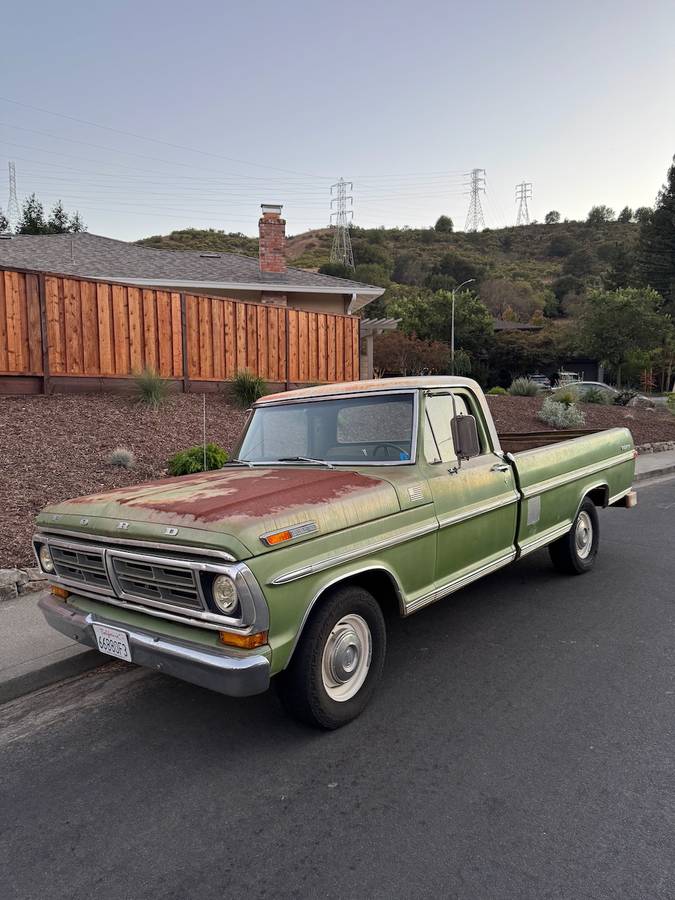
left=92, top=624, right=132, bottom=661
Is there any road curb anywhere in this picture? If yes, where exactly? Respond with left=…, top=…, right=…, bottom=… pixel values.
left=0, top=648, right=105, bottom=706
left=634, top=463, right=675, bottom=483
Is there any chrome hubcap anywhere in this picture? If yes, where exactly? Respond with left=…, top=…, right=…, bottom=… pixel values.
left=575, top=511, right=593, bottom=559
left=321, top=614, right=372, bottom=702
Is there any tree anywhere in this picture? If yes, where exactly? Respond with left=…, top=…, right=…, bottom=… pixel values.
left=562, top=247, right=597, bottom=277
left=479, top=278, right=545, bottom=321
left=16, top=194, right=47, bottom=234
left=388, top=288, right=493, bottom=359
left=16, top=194, right=85, bottom=235
left=617, top=206, right=633, bottom=223
left=434, top=215, right=453, bottom=233
left=426, top=249, right=487, bottom=290
left=634, top=206, right=652, bottom=224
left=318, top=262, right=352, bottom=279
left=373, top=331, right=450, bottom=376
left=579, top=287, right=667, bottom=385
left=545, top=210, right=561, bottom=225
left=636, top=155, right=675, bottom=314
left=586, top=205, right=615, bottom=226
left=0, top=207, right=8, bottom=233
left=547, top=233, right=577, bottom=257
left=392, top=252, right=427, bottom=285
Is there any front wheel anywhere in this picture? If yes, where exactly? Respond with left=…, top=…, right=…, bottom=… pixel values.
left=276, top=585, right=386, bottom=729
left=549, top=497, right=599, bottom=575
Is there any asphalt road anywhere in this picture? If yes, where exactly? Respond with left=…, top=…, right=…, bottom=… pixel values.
left=2, top=478, right=674, bottom=900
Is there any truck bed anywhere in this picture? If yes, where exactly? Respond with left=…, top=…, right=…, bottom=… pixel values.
left=498, top=429, right=602, bottom=453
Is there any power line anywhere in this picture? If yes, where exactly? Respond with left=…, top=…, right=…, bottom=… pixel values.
left=515, top=181, right=532, bottom=225
left=329, top=178, right=354, bottom=269
left=464, top=168, right=486, bottom=231
left=6, top=161, right=19, bottom=230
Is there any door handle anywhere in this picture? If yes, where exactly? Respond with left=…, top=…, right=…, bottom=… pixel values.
left=491, top=463, right=510, bottom=473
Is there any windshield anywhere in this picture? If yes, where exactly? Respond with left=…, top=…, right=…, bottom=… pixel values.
left=236, top=392, right=416, bottom=465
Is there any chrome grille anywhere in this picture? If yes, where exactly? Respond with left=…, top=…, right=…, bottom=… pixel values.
left=110, top=555, right=202, bottom=610
left=51, top=545, right=111, bottom=589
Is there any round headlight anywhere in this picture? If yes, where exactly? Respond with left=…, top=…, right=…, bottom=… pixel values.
left=212, top=575, right=238, bottom=615
left=39, top=544, right=55, bottom=574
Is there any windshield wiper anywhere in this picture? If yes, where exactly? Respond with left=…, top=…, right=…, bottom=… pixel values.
left=222, top=458, right=255, bottom=468
left=276, top=457, right=335, bottom=469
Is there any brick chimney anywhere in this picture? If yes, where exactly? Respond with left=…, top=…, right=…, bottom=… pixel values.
left=259, top=204, right=286, bottom=275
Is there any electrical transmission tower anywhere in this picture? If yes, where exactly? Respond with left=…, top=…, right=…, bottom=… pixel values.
left=515, top=181, right=533, bottom=225
left=6, top=161, right=20, bottom=232
left=464, top=168, right=486, bottom=231
left=329, top=178, right=354, bottom=269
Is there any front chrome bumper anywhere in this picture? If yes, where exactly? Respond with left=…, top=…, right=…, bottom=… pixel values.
left=38, top=593, right=271, bottom=698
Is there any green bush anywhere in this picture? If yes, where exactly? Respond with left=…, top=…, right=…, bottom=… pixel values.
left=508, top=377, right=540, bottom=396
left=551, top=388, right=578, bottom=407
left=579, top=386, right=610, bottom=405
left=168, top=443, right=228, bottom=476
left=486, top=386, right=508, bottom=395
left=667, top=393, right=675, bottom=415
left=134, top=367, right=169, bottom=408
left=232, top=370, right=267, bottom=408
left=538, top=397, right=586, bottom=428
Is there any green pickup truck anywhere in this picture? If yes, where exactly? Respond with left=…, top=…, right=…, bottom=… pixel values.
left=34, top=377, right=637, bottom=728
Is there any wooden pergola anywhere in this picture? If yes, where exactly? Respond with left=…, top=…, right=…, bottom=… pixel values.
left=359, top=317, right=400, bottom=378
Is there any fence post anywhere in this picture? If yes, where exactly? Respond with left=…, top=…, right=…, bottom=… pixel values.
left=37, top=273, right=50, bottom=395
left=285, top=306, right=290, bottom=391
left=180, top=293, right=190, bottom=393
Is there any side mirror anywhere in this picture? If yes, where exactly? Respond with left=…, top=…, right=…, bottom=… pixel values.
left=451, top=415, right=481, bottom=460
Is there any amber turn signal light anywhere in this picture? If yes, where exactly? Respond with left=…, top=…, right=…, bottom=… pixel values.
left=218, top=630, right=268, bottom=649
left=50, top=585, right=70, bottom=599
left=265, top=530, right=293, bottom=546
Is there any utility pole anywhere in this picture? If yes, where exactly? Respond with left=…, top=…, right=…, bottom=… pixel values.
left=515, top=181, right=532, bottom=225
left=464, top=168, right=486, bottom=232
left=451, top=278, right=475, bottom=374
left=7, top=161, right=20, bottom=232
left=329, top=178, right=355, bottom=269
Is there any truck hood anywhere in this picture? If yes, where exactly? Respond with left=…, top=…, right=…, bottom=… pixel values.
left=39, top=466, right=400, bottom=557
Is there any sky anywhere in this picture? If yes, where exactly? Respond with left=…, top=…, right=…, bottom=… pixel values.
left=2, top=0, right=675, bottom=241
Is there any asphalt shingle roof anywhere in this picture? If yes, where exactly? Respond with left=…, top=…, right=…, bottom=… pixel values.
left=0, top=232, right=382, bottom=295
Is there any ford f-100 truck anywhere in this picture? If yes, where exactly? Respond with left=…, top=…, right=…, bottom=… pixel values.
left=34, top=377, right=637, bottom=728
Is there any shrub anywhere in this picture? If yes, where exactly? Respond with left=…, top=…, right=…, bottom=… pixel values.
left=551, top=388, right=578, bottom=407
left=486, top=386, right=508, bottom=395
left=538, top=397, right=586, bottom=428
left=232, top=370, right=267, bottom=408
left=508, top=377, right=540, bottom=396
left=167, top=443, right=228, bottom=476
left=107, top=447, right=135, bottom=468
left=579, top=386, right=610, bottom=405
left=667, top=393, right=675, bottom=415
left=613, top=389, right=637, bottom=406
left=134, top=367, right=169, bottom=408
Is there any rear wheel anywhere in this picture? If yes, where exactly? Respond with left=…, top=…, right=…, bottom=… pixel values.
left=276, top=585, right=386, bottom=729
left=549, top=497, right=599, bottom=575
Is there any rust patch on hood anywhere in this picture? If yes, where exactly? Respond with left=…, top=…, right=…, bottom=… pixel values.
left=69, top=467, right=387, bottom=525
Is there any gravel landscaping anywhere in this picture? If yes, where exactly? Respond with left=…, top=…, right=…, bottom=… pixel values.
left=1, top=391, right=673, bottom=569
left=0, top=393, right=247, bottom=568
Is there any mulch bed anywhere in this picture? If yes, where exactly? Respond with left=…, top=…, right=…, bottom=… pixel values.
left=486, top=395, right=675, bottom=445
left=0, top=393, right=247, bottom=568
left=2, top=392, right=673, bottom=569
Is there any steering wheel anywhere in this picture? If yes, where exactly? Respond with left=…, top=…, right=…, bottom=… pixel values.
left=372, top=443, right=409, bottom=460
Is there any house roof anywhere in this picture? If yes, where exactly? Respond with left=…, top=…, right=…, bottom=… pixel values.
left=0, top=232, right=384, bottom=309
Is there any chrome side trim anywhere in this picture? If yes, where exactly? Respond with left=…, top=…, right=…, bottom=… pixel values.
left=520, top=450, right=635, bottom=499
left=518, top=522, right=572, bottom=557
left=269, top=520, right=439, bottom=585
left=436, top=492, right=519, bottom=529
left=608, top=486, right=632, bottom=506
left=34, top=527, right=237, bottom=562
left=405, top=550, right=517, bottom=615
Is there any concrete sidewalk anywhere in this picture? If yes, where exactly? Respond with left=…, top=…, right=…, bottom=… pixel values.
left=2, top=449, right=675, bottom=706
left=0, top=594, right=103, bottom=704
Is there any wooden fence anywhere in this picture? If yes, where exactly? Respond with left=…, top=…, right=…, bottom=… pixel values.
left=0, top=267, right=360, bottom=393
